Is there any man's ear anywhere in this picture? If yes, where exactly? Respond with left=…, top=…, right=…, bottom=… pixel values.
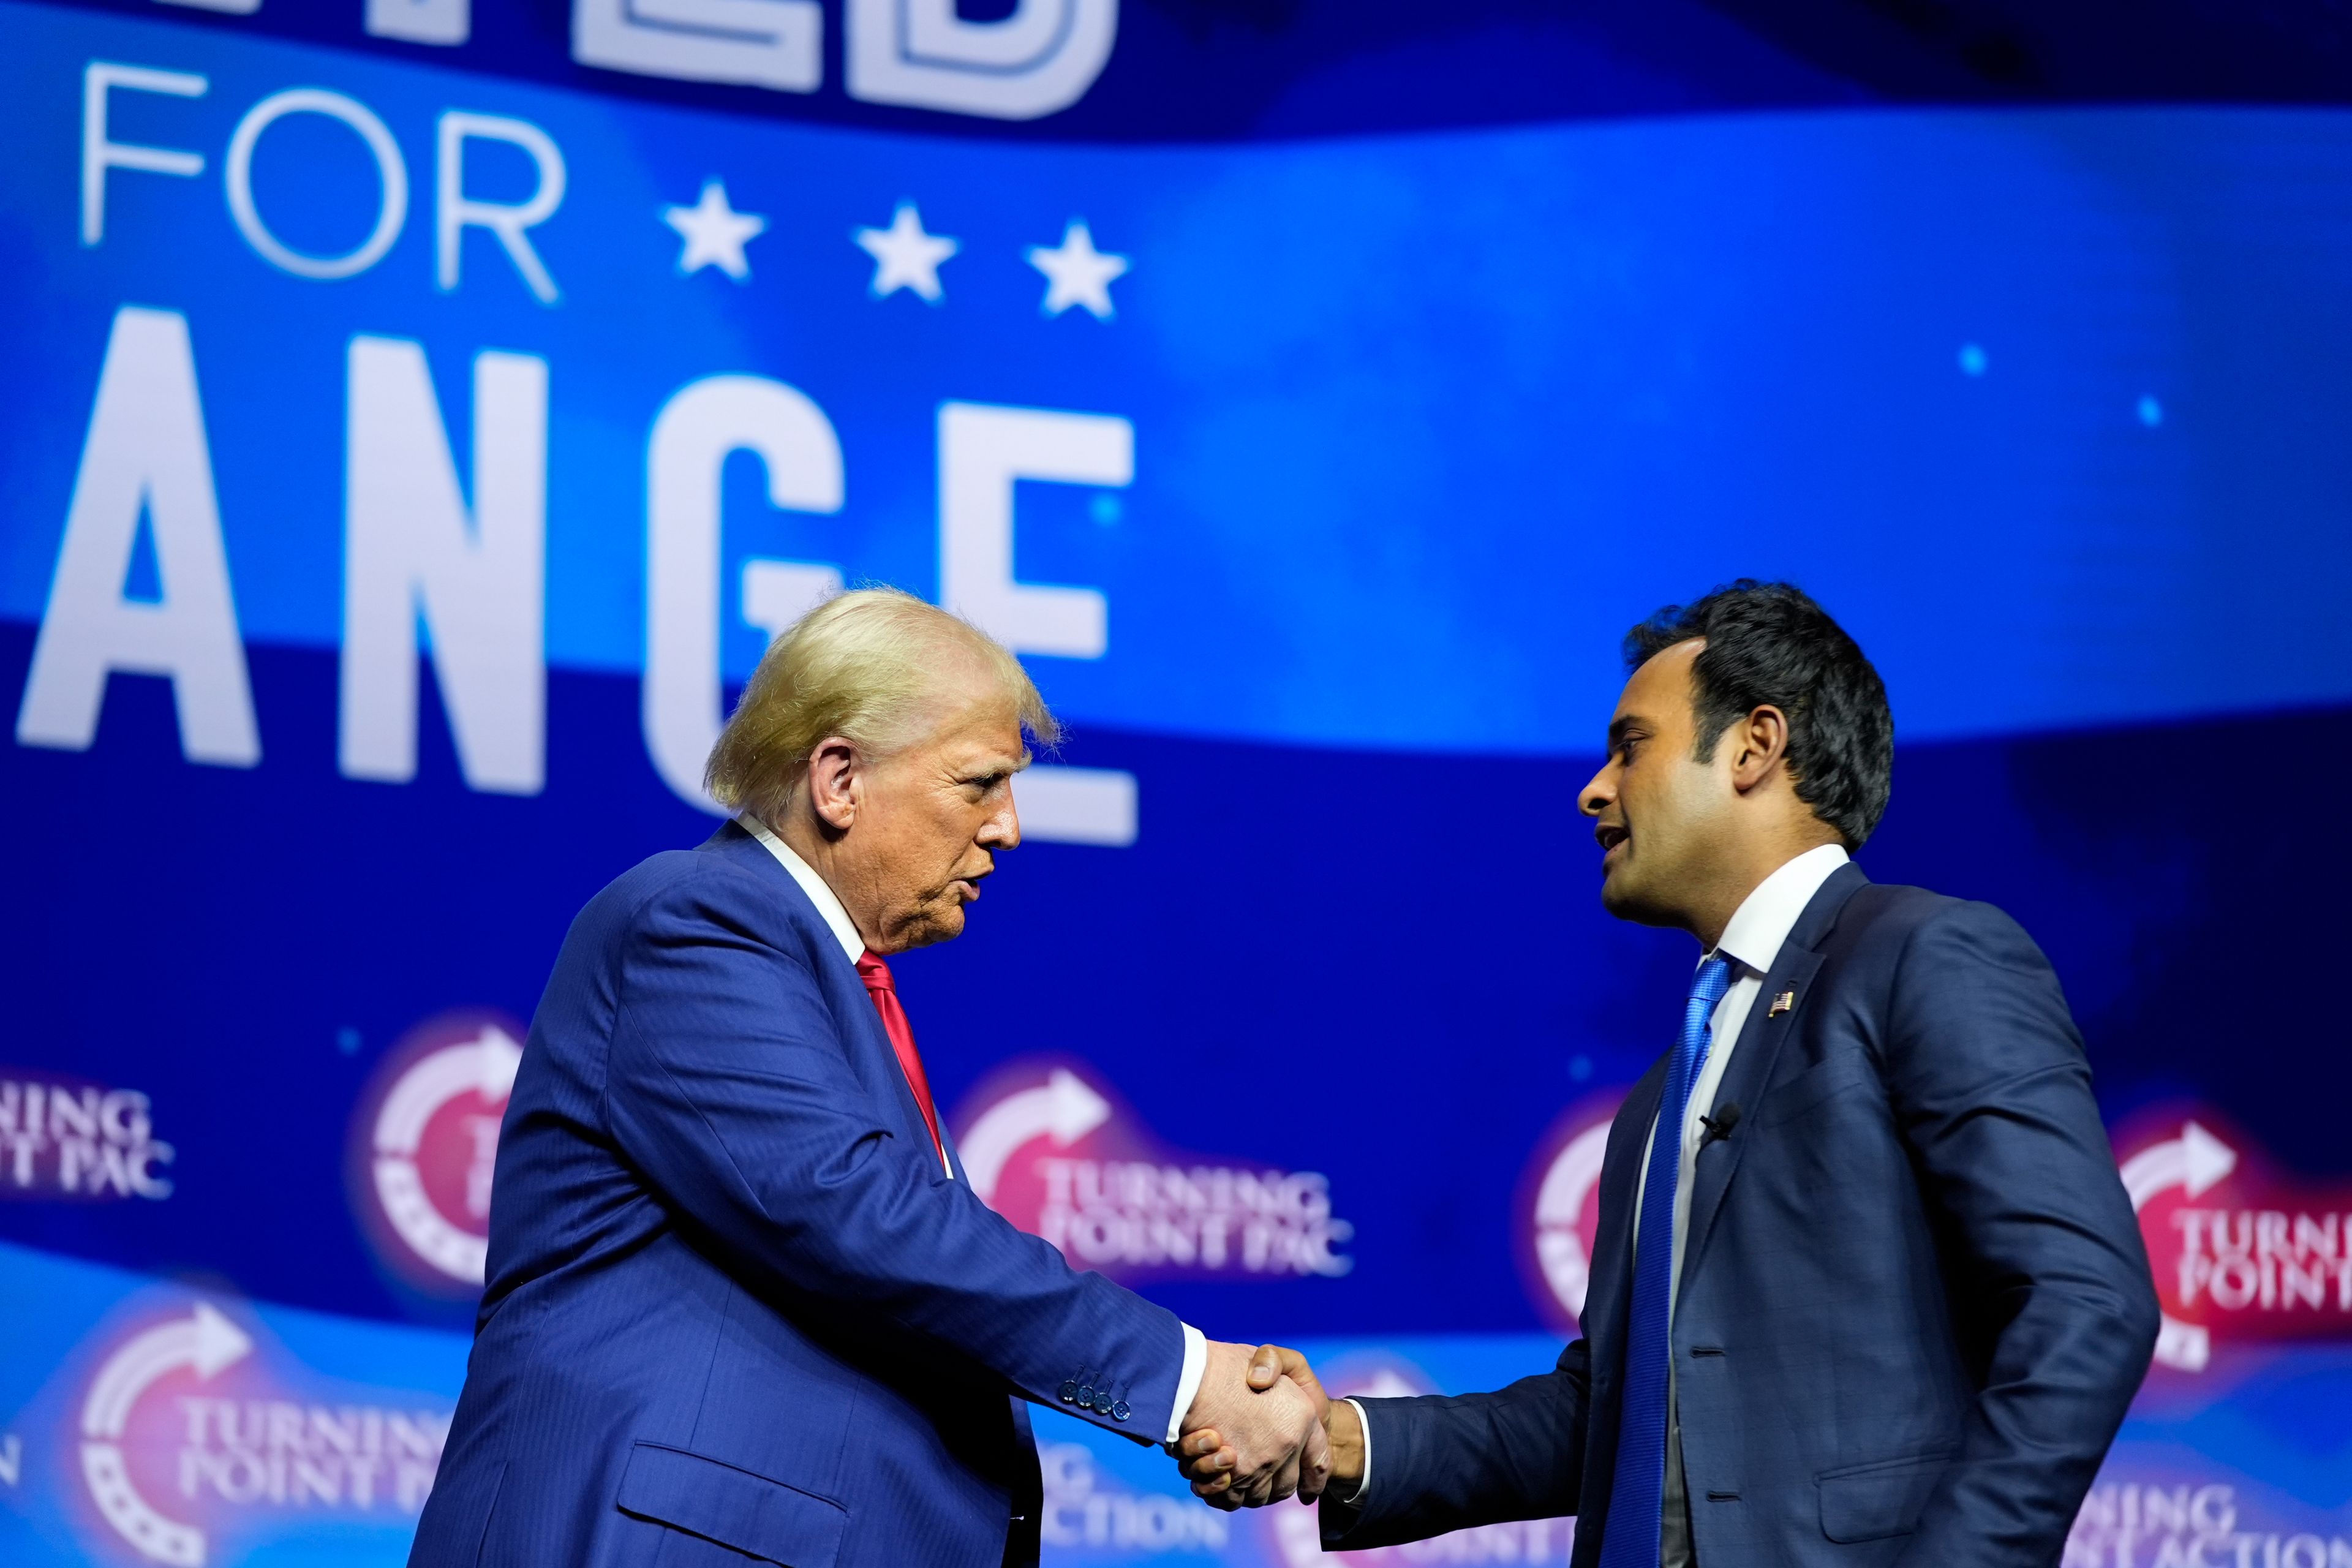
left=1728, top=705, right=1791, bottom=796
left=804, top=736, right=861, bottom=834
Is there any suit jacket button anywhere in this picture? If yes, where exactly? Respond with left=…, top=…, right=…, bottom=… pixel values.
left=1077, top=1385, right=1096, bottom=1410
left=1110, top=1400, right=1132, bottom=1422
left=1059, top=1382, right=1079, bottom=1404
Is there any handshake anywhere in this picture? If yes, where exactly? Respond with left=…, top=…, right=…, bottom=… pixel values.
left=1170, top=1342, right=1362, bottom=1510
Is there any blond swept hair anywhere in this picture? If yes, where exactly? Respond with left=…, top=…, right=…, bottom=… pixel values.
left=705, top=587, right=1058, bottom=823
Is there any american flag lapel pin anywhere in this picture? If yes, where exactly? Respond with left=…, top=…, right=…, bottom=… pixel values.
left=1769, top=990, right=1795, bottom=1017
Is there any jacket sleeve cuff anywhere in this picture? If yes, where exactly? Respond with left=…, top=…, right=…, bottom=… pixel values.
left=1162, top=1323, right=1207, bottom=1446
left=1340, top=1397, right=1373, bottom=1505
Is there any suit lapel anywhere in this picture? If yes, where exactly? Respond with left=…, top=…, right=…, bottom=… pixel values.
left=839, top=974, right=953, bottom=1178
left=1675, top=862, right=1868, bottom=1297
left=1586, top=1054, right=1670, bottom=1352
left=714, top=825, right=948, bottom=1172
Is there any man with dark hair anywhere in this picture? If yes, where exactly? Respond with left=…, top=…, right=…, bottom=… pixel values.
left=1180, top=580, right=2159, bottom=1567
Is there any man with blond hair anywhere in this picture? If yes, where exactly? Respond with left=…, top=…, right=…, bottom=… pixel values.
left=412, top=589, right=1325, bottom=1568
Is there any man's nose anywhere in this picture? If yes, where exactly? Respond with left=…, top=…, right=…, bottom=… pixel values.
left=1579, top=761, right=1615, bottom=818
left=981, top=799, right=1020, bottom=850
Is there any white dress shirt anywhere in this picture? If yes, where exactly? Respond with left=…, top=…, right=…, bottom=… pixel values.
left=1341, top=842, right=1850, bottom=1508
left=736, top=816, right=1208, bottom=1446
left=742, top=813, right=867, bottom=965
left=1635, top=841, right=1849, bottom=1310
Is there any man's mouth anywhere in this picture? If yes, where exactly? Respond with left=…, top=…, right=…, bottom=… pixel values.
left=1595, top=824, right=1629, bottom=866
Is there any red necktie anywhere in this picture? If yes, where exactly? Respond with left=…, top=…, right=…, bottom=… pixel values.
left=855, top=951, right=950, bottom=1175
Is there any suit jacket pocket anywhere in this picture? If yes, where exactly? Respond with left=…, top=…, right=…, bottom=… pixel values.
left=1815, top=1450, right=1955, bottom=1544
left=1755, top=1052, right=1875, bottom=1129
left=616, top=1441, right=848, bottom=1567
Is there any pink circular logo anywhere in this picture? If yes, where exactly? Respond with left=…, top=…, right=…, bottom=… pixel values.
left=1516, top=1089, right=1628, bottom=1335
left=347, top=1010, right=525, bottom=1295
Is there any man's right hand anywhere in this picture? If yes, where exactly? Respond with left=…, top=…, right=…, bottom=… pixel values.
left=1174, top=1341, right=1330, bottom=1509
left=1176, top=1344, right=1361, bottom=1507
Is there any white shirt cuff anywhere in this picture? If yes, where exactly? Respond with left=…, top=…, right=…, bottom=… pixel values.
left=1340, top=1397, right=1372, bottom=1506
left=1164, top=1323, right=1207, bottom=1446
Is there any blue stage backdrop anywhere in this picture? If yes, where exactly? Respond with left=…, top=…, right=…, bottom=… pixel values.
left=2, top=1, right=2349, bottom=1564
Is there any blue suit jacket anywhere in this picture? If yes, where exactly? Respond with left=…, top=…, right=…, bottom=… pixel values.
left=410, top=824, right=1185, bottom=1568
left=1325, top=865, right=2160, bottom=1566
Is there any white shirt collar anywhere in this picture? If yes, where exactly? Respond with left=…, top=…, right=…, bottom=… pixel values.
left=1711, top=842, right=1851, bottom=978
left=739, top=815, right=866, bottom=965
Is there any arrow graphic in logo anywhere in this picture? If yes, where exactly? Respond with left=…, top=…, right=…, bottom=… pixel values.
left=2119, top=1120, right=2237, bottom=1372
left=1531, top=1121, right=1614, bottom=1321
left=80, top=1302, right=254, bottom=1566
left=961, top=1069, right=1111, bottom=1201
left=372, top=1024, right=524, bottom=1284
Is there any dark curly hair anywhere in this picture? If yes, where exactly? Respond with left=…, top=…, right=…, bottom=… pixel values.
left=1624, top=580, right=1893, bottom=848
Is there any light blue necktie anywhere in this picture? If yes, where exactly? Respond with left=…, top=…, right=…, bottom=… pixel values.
left=1600, top=955, right=1734, bottom=1568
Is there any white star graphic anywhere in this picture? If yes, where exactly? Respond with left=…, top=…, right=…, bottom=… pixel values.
left=663, top=179, right=767, bottom=282
left=854, top=203, right=959, bottom=303
left=1025, top=220, right=1129, bottom=320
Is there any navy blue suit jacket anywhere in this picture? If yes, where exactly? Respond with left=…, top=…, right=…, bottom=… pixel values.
left=410, top=825, right=1184, bottom=1568
left=1325, top=865, right=2159, bottom=1566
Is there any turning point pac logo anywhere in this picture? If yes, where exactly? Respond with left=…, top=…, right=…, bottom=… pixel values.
left=1517, top=1089, right=1628, bottom=1333
left=2119, top=1108, right=2352, bottom=1373
left=69, top=1294, right=449, bottom=1566
left=347, top=1010, right=525, bottom=1296
left=956, top=1060, right=1352, bottom=1283
left=79, top=1303, right=251, bottom=1566
left=0, top=1068, right=174, bottom=1202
